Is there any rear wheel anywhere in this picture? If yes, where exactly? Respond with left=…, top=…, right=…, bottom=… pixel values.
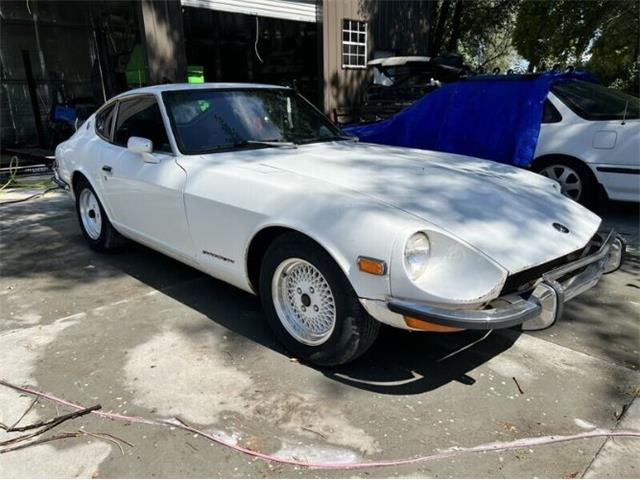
left=259, top=233, right=379, bottom=366
left=534, top=158, right=596, bottom=207
left=74, top=176, right=124, bottom=252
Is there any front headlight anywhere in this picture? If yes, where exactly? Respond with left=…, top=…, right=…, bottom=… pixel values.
left=404, top=232, right=430, bottom=280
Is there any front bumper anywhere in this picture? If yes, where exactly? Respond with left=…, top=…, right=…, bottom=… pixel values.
left=388, top=230, right=625, bottom=331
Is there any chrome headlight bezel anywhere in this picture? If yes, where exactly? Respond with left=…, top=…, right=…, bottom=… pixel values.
left=404, top=232, right=431, bottom=280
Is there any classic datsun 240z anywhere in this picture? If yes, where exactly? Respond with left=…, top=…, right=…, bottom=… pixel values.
left=54, top=83, right=625, bottom=366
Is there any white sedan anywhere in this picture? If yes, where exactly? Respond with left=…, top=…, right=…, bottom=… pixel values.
left=55, top=83, right=625, bottom=366
left=534, top=79, right=639, bottom=205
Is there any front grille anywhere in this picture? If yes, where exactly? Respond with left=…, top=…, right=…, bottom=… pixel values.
left=500, top=234, right=601, bottom=295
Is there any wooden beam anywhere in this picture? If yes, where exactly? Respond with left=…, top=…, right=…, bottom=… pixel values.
left=137, top=0, right=187, bottom=84
left=21, top=50, right=46, bottom=148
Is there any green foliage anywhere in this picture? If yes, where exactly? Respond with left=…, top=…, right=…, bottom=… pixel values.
left=430, top=0, right=521, bottom=71
left=513, top=0, right=639, bottom=94
left=457, top=10, right=521, bottom=72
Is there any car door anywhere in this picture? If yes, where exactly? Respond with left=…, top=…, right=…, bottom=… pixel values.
left=100, top=95, right=194, bottom=260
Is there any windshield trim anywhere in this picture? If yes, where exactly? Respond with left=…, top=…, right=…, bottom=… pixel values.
left=161, top=87, right=346, bottom=155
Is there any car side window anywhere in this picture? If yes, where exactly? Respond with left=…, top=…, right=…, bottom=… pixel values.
left=542, top=99, right=562, bottom=124
left=95, top=103, right=116, bottom=140
left=113, top=96, right=172, bottom=153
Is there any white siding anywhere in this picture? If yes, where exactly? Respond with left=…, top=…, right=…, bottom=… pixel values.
left=181, top=0, right=318, bottom=23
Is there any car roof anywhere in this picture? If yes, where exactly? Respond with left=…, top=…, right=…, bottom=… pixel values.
left=113, top=82, right=290, bottom=99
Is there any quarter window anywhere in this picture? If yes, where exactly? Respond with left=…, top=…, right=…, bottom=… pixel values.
left=342, top=19, right=367, bottom=69
left=113, top=96, right=172, bottom=152
left=541, top=99, right=562, bottom=124
left=95, top=103, right=116, bottom=140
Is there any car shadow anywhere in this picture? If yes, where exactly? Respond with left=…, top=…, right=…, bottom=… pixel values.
left=319, top=327, right=519, bottom=395
left=6, top=194, right=636, bottom=397
left=103, top=241, right=520, bottom=396
left=0, top=195, right=520, bottom=397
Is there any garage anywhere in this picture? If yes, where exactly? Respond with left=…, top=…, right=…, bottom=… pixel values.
left=181, top=0, right=322, bottom=105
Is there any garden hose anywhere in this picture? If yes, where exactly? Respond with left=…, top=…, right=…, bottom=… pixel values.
left=0, top=156, right=61, bottom=205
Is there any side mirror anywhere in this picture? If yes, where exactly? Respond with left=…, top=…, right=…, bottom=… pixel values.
left=127, top=136, right=153, bottom=154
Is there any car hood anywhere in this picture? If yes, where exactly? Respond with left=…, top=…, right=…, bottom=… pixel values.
left=259, top=142, right=601, bottom=274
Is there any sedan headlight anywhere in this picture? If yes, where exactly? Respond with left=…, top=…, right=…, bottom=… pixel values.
left=404, top=232, right=430, bottom=280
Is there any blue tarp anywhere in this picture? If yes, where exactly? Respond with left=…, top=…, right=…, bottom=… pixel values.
left=345, top=72, right=594, bottom=167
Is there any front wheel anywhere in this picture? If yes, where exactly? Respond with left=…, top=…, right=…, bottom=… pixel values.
left=259, top=233, right=379, bottom=366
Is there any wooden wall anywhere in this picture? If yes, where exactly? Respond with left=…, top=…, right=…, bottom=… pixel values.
left=138, top=0, right=187, bottom=84
left=321, top=0, right=434, bottom=118
left=321, top=0, right=371, bottom=117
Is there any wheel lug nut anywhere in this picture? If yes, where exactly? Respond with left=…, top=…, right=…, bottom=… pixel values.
left=301, top=306, right=306, bottom=312
left=309, top=287, right=315, bottom=293
left=297, top=288, right=302, bottom=294
left=313, top=305, right=319, bottom=312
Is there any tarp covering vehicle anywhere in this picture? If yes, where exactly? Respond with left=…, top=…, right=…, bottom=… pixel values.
left=345, top=71, right=594, bottom=167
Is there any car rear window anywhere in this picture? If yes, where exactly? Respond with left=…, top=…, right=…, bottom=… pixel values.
left=551, top=80, right=639, bottom=121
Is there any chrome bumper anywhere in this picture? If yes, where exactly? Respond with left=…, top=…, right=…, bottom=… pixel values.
left=388, top=230, right=625, bottom=331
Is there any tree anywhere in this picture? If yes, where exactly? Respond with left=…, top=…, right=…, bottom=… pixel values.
left=513, top=0, right=640, bottom=94
left=427, top=0, right=521, bottom=71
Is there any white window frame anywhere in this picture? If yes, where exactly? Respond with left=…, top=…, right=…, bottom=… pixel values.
left=341, top=19, right=367, bottom=69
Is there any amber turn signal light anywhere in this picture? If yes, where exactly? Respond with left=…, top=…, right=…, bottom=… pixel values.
left=357, top=256, right=387, bottom=276
left=404, top=316, right=464, bottom=332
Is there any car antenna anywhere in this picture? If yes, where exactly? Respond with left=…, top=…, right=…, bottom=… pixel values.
left=621, top=100, right=629, bottom=125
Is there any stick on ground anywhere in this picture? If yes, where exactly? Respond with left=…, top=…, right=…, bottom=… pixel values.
left=0, top=404, right=101, bottom=447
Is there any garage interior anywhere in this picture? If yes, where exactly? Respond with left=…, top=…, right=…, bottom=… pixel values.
left=182, top=6, right=321, bottom=106
left=0, top=0, right=322, bottom=169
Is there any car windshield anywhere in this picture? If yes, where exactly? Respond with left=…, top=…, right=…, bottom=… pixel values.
left=551, top=80, right=640, bottom=121
left=162, top=88, right=348, bottom=154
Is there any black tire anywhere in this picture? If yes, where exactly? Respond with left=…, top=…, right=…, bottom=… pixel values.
left=74, top=176, right=125, bottom=252
left=259, top=233, right=380, bottom=366
left=533, top=157, right=597, bottom=208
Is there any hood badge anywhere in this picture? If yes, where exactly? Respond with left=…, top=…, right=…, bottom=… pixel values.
left=553, top=222, right=570, bottom=234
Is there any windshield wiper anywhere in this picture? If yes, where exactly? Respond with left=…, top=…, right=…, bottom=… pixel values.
left=235, top=140, right=298, bottom=149
left=331, top=134, right=358, bottom=141
left=296, top=135, right=358, bottom=144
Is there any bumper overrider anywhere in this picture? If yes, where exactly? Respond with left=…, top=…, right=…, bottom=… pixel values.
left=388, top=230, right=625, bottom=331
left=52, top=165, right=70, bottom=191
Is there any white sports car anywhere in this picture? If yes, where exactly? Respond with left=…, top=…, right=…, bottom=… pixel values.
left=54, top=83, right=625, bottom=366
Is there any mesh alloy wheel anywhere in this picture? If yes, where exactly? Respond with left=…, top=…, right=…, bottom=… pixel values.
left=271, top=258, right=337, bottom=346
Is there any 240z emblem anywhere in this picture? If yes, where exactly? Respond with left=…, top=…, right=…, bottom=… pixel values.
left=553, top=222, right=570, bottom=234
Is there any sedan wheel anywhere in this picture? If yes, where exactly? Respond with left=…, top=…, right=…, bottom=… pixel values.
left=539, top=164, right=582, bottom=201
left=260, top=233, right=379, bottom=366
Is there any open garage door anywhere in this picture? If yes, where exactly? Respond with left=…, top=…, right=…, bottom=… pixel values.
left=181, top=0, right=318, bottom=23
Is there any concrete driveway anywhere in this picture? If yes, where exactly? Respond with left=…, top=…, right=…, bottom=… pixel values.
left=1, top=191, right=638, bottom=478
